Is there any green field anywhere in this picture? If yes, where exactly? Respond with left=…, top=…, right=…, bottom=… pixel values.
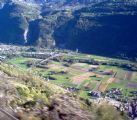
left=7, top=57, right=37, bottom=69
left=7, top=53, right=137, bottom=99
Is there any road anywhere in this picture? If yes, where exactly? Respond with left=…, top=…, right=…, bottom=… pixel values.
left=39, top=52, right=72, bottom=64
left=0, top=108, right=18, bottom=120
left=39, top=54, right=62, bottom=64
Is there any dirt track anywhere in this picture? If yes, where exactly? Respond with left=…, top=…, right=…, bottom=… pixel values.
left=0, top=108, right=18, bottom=120
left=124, top=71, right=133, bottom=81
left=98, top=77, right=115, bottom=92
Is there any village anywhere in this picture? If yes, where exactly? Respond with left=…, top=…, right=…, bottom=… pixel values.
left=0, top=44, right=137, bottom=119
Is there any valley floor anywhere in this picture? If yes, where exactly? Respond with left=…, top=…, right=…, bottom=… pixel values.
left=0, top=45, right=136, bottom=119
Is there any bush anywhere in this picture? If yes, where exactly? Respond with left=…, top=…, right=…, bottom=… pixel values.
left=96, top=104, right=128, bottom=120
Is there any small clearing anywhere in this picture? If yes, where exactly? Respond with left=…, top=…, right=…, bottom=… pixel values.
left=72, top=72, right=95, bottom=84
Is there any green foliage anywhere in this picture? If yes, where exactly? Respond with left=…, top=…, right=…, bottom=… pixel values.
left=96, top=104, right=128, bottom=120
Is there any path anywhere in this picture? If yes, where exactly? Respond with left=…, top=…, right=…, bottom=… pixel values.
left=98, top=77, right=115, bottom=92
left=93, top=72, right=117, bottom=92
left=0, top=108, right=18, bottom=120
left=93, top=81, right=102, bottom=91
left=124, top=71, right=133, bottom=81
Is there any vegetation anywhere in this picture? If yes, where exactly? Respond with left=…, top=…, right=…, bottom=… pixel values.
left=0, top=52, right=132, bottom=120
left=1, top=0, right=137, bottom=60
left=7, top=52, right=137, bottom=100
left=0, top=62, right=66, bottom=106
left=96, top=104, right=128, bottom=120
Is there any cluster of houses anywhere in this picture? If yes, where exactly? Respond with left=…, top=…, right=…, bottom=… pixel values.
left=105, top=88, right=125, bottom=102
left=88, top=88, right=137, bottom=119
left=87, top=88, right=137, bottom=103
left=88, top=91, right=101, bottom=98
left=0, top=44, right=22, bottom=60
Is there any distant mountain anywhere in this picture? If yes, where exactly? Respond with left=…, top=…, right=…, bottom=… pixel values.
left=0, top=0, right=137, bottom=59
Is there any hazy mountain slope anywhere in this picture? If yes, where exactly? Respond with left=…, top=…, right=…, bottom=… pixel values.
left=0, top=0, right=137, bottom=59
left=0, top=1, right=40, bottom=44
left=54, top=2, right=137, bottom=58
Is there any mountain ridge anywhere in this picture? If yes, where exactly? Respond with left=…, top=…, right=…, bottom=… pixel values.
left=0, top=0, right=137, bottom=59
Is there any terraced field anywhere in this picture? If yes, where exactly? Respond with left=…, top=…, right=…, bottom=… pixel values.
left=7, top=52, right=137, bottom=99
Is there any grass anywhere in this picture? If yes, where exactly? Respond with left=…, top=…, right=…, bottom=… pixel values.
left=78, top=90, right=89, bottom=99
left=108, top=81, right=127, bottom=90
left=107, top=80, right=134, bottom=96
left=7, top=57, right=35, bottom=69
left=90, top=76, right=101, bottom=81
left=49, top=61, right=62, bottom=65
left=48, top=74, right=70, bottom=85
left=68, top=68, right=84, bottom=76
left=131, top=72, right=137, bottom=82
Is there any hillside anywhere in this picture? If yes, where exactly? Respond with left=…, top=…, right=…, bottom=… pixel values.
left=0, top=62, right=93, bottom=119
left=0, top=60, right=128, bottom=120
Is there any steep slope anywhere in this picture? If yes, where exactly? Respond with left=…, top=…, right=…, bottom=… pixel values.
left=0, top=62, right=95, bottom=119
left=0, top=1, right=40, bottom=44
left=0, top=0, right=137, bottom=59
left=54, top=1, right=137, bottom=58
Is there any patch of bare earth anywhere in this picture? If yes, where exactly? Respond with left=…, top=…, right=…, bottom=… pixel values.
left=71, top=63, right=99, bottom=72
left=72, top=72, right=95, bottom=84
left=72, top=72, right=101, bottom=85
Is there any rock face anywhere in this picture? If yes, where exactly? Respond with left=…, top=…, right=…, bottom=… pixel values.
left=54, top=2, right=137, bottom=58
left=0, top=1, right=41, bottom=44
left=0, top=0, right=137, bottom=58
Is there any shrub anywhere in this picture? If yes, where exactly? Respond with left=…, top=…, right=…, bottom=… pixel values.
left=96, top=104, right=128, bottom=120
